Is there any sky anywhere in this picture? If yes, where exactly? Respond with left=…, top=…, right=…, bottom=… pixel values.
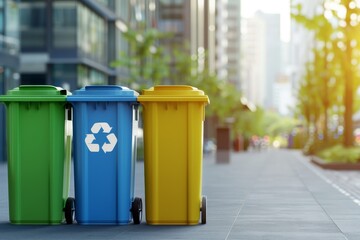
left=241, top=0, right=291, bottom=42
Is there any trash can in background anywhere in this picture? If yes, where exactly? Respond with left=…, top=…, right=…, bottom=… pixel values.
left=216, top=127, right=231, bottom=164
left=67, top=85, right=142, bottom=225
left=0, top=85, right=74, bottom=224
left=138, top=85, right=209, bottom=225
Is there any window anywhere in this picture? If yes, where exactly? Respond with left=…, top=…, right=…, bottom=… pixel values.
left=4, top=67, right=19, bottom=91
left=78, top=4, right=107, bottom=65
left=78, top=65, right=106, bottom=87
left=20, top=1, right=44, bottom=50
left=52, top=64, right=77, bottom=90
left=117, top=0, right=129, bottom=21
left=6, top=0, right=19, bottom=40
left=0, top=0, right=4, bottom=34
left=96, top=0, right=115, bottom=11
left=116, top=28, right=128, bottom=58
left=53, top=1, right=77, bottom=48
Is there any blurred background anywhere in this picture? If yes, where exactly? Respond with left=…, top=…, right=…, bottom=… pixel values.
left=1, top=0, right=360, bottom=164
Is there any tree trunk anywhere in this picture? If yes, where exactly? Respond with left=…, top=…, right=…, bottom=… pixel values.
left=343, top=39, right=353, bottom=147
left=323, top=48, right=329, bottom=142
left=343, top=4, right=353, bottom=147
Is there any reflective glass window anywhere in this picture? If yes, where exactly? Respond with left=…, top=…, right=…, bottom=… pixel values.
left=52, top=64, right=77, bottom=90
left=117, top=0, right=129, bottom=21
left=78, top=4, right=107, bottom=65
left=96, top=0, right=115, bottom=10
left=78, top=65, right=106, bottom=87
left=53, top=1, right=77, bottom=48
left=20, top=1, right=44, bottom=50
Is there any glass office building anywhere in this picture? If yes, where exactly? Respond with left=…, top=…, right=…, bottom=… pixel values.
left=0, top=0, right=20, bottom=162
left=19, top=0, right=157, bottom=91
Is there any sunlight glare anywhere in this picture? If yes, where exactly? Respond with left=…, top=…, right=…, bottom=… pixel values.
left=349, top=1, right=356, bottom=9
left=324, top=10, right=333, bottom=20
left=241, top=0, right=290, bottom=42
left=336, top=5, right=347, bottom=19
left=339, top=20, right=347, bottom=27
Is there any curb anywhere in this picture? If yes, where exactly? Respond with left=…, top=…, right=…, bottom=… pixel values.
left=310, top=155, right=360, bottom=170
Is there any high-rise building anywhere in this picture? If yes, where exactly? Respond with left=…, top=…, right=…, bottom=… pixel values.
left=226, top=0, right=241, bottom=89
left=242, top=16, right=266, bottom=106
left=19, top=0, right=157, bottom=91
left=215, top=0, right=228, bottom=80
left=242, top=12, right=282, bottom=109
left=158, top=0, right=231, bottom=139
left=157, top=0, right=213, bottom=77
left=290, top=0, right=321, bottom=98
left=0, top=0, right=20, bottom=162
left=273, top=41, right=293, bottom=115
left=257, top=12, right=281, bottom=110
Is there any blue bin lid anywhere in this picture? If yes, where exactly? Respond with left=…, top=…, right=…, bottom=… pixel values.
left=67, top=85, right=138, bottom=102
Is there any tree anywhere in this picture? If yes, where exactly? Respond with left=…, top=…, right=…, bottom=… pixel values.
left=335, top=0, right=360, bottom=146
left=111, top=26, right=171, bottom=89
left=292, top=0, right=360, bottom=147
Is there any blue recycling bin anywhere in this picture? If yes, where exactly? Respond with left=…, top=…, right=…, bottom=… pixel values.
left=67, top=85, right=142, bottom=225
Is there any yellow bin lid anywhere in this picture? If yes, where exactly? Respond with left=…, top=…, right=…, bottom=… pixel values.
left=138, top=85, right=209, bottom=103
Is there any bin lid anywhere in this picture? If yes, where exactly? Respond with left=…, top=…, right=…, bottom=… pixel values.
left=67, top=85, right=138, bottom=102
left=138, top=85, right=209, bottom=103
left=0, top=85, right=69, bottom=102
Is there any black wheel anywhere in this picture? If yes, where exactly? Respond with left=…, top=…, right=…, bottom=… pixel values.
left=64, top=197, right=75, bottom=224
left=201, top=196, right=206, bottom=224
left=131, top=197, right=142, bottom=224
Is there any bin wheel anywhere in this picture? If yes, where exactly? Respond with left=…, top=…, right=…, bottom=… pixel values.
left=201, top=196, right=207, bottom=224
left=64, top=197, right=75, bottom=224
left=131, top=197, right=142, bottom=224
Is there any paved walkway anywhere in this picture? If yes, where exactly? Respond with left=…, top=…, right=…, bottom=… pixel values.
left=1, top=149, right=360, bottom=239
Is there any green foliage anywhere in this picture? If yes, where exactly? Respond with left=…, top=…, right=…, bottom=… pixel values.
left=112, top=26, right=299, bottom=141
left=233, top=107, right=299, bottom=139
left=317, top=144, right=360, bottom=163
left=233, top=109, right=265, bottom=138
left=292, top=0, right=360, bottom=147
left=170, top=45, right=243, bottom=124
left=111, top=27, right=171, bottom=89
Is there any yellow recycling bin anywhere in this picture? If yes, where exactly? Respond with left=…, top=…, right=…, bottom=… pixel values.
left=138, top=85, right=209, bottom=225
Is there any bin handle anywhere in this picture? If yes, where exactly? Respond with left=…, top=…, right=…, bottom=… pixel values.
left=65, top=104, right=73, bottom=171
left=63, top=104, right=73, bottom=200
left=133, top=103, right=139, bottom=121
left=154, top=85, right=195, bottom=91
left=85, top=85, right=129, bottom=91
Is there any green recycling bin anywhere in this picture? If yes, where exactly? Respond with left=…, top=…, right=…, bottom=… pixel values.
left=0, top=85, right=74, bottom=224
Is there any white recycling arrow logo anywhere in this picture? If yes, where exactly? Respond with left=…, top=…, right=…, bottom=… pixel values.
left=85, top=122, right=118, bottom=153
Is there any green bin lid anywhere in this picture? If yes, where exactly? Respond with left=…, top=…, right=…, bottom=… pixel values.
left=0, top=85, right=70, bottom=102
left=138, top=85, right=209, bottom=103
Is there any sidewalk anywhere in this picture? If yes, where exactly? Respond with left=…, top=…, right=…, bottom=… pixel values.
left=1, top=149, right=360, bottom=239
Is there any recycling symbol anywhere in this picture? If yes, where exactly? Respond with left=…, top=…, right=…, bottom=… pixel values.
left=85, top=122, right=117, bottom=153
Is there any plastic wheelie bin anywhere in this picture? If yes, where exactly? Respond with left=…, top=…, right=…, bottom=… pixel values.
left=138, top=85, right=209, bottom=225
left=0, top=85, right=74, bottom=224
left=67, top=85, right=142, bottom=225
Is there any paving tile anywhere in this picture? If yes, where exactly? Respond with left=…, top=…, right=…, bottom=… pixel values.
left=0, top=150, right=360, bottom=239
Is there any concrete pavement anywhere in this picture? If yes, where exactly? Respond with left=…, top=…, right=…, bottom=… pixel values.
left=1, top=149, right=360, bottom=239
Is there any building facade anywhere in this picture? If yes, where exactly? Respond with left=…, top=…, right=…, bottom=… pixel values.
left=242, top=16, right=266, bottom=106
left=225, top=0, right=241, bottom=89
left=0, top=0, right=20, bottom=162
left=257, top=12, right=281, bottom=110
left=242, top=11, right=282, bottom=109
left=19, top=0, right=157, bottom=91
left=290, top=0, right=321, bottom=99
left=157, top=0, right=221, bottom=81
